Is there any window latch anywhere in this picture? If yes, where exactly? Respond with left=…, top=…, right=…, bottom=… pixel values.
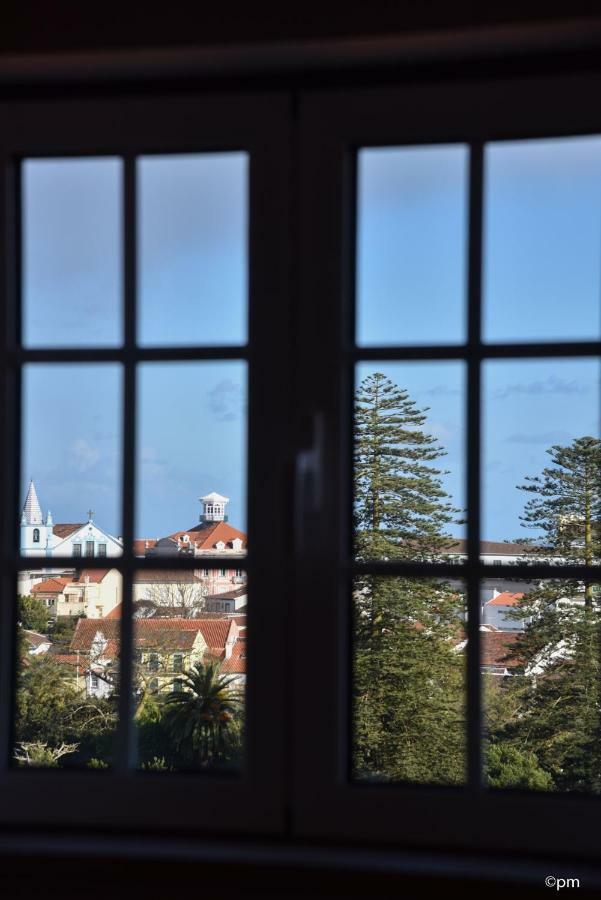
left=294, top=412, right=325, bottom=556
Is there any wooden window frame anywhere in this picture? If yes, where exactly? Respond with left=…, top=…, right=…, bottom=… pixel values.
left=0, top=91, right=291, bottom=833
left=293, top=71, right=601, bottom=858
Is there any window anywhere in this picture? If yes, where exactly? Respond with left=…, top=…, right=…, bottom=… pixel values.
left=98, top=544, right=107, bottom=557
left=172, top=654, right=183, bottom=673
left=32, top=528, right=39, bottom=543
left=172, top=679, right=184, bottom=693
left=0, top=89, right=288, bottom=833
left=1, top=67, right=599, bottom=862
left=294, top=72, right=601, bottom=859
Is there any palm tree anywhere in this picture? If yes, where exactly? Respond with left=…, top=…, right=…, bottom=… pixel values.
left=163, top=661, right=243, bottom=768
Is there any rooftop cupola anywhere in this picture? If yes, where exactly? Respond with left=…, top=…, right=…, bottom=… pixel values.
left=199, top=491, right=229, bottom=524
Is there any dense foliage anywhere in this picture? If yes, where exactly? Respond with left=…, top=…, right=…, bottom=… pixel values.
left=353, top=372, right=465, bottom=784
left=490, top=437, right=601, bottom=793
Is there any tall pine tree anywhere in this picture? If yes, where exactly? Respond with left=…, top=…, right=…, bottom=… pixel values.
left=493, top=437, right=601, bottom=792
left=353, top=373, right=465, bottom=784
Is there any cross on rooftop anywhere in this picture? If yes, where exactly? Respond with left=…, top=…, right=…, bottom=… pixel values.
left=87, top=509, right=94, bottom=522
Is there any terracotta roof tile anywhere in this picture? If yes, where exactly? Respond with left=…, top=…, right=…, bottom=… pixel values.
left=170, top=521, right=247, bottom=551
left=31, top=576, right=72, bottom=595
left=70, top=616, right=235, bottom=657
left=481, top=631, right=523, bottom=668
left=221, top=639, right=246, bottom=674
left=52, top=524, right=84, bottom=539
left=134, top=570, right=202, bottom=584
left=487, top=592, right=525, bottom=607
left=73, top=569, right=112, bottom=584
left=133, top=539, right=158, bottom=556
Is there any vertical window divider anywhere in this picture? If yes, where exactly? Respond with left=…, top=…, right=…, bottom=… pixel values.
left=466, top=141, right=484, bottom=792
left=115, top=154, right=137, bottom=773
left=0, top=157, right=20, bottom=770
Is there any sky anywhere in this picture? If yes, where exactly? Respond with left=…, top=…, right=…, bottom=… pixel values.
left=20, top=138, right=601, bottom=544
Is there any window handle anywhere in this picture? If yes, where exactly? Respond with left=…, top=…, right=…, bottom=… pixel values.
left=294, top=412, right=325, bottom=555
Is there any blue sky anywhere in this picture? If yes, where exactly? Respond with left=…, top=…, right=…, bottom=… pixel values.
left=20, top=140, right=601, bottom=543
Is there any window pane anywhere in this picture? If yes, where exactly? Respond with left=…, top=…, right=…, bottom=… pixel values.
left=352, top=576, right=466, bottom=784
left=132, top=569, right=247, bottom=771
left=23, top=158, right=122, bottom=348
left=135, top=362, right=247, bottom=557
left=483, top=578, right=601, bottom=794
left=21, top=365, right=123, bottom=557
left=356, top=145, right=468, bottom=346
left=484, top=136, right=601, bottom=343
left=354, top=362, right=465, bottom=562
left=482, top=359, right=600, bottom=561
left=15, top=570, right=122, bottom=768
left=138, top=153, right=248, bottom=346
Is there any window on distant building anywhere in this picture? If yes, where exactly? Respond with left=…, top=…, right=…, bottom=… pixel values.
left=98, top=544, right=107, bottom=557
left=72, top=544, right=82, bottom=557
left=172, top=654, right=183, bottom=673
left=32, top=528, right=39, bottom=543
left=86, top=541, right=94, bottom=557
left=172, top=679, right=183, bottom=693
left=148, top=678, right=159, bottom=694
left=148, top=653, right=159, bottom=673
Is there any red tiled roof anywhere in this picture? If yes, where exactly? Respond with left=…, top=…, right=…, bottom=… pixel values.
left=206, top=585, right=247, bottom=601
left=52, top=524, right=84, bottom=539
left=170, top=521, right=247, bottom=551
left=105, top=603, right=122, bottom=619
left=71, top=616, right=236, bottom=657
left=73, top=569, right=112, bottom=584
left=134, top=539, right=158, bottom=556
left=481, top=631, right=523, bottom=668
left=32, top=576, right=72, bottom=595
left=50, top=653, right=86, bottom=675
left=22, top=629, right=51, bottom=647
left=134, top=570, right=202, bottom=584
left=487, top=592, right=525, bottom=607
left=221, top=638, right=246, bottom=674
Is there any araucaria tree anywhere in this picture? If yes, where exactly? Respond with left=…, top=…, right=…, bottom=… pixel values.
left=353, top=372, right=465, bottom=785
left=495, top=437, right=601, bottom=792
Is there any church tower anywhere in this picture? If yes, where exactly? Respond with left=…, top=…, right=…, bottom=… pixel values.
left=20, top=480, right=52, bottom=556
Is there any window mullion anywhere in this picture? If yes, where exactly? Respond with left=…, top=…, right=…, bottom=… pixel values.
left=466, top=141, right=484, bottom=793
left=115, top=154, right=137, bottom=773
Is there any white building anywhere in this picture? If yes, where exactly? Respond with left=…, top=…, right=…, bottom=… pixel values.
left=20, top=480, right=122, bottom=559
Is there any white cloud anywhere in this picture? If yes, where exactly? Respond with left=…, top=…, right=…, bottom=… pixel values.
left=70, top=438, right=100, bottom=473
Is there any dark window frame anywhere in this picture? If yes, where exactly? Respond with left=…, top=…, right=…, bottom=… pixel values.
left=293, top=71, right=601, bottom=858
left=0, top=92, right=291, bottom=834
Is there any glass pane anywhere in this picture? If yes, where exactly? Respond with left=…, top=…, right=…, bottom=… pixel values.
left=132, top=569, right=247, bottom=771
left=135, top=362, right=247, bottom=557
left=23, top=158, right=122, bottom=348
left=483, top=578, right=601, bottom=794
left=21, top=364, right=123, bottom=557
left=138, top=153, right=248, bottom=346
left=356, top=145, right=468, bottom=346
left=352, top=576, right=466, bottom=784
left=484, top=136, right=601, bottom=343
left=15, top=570, right=122, bottom=768
left=482, top=359, right=600, bottom=562
left=354, top=362, right=465, bottom=562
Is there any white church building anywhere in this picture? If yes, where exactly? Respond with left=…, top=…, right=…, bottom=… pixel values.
left=20, top=480, right=123, bottom=559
